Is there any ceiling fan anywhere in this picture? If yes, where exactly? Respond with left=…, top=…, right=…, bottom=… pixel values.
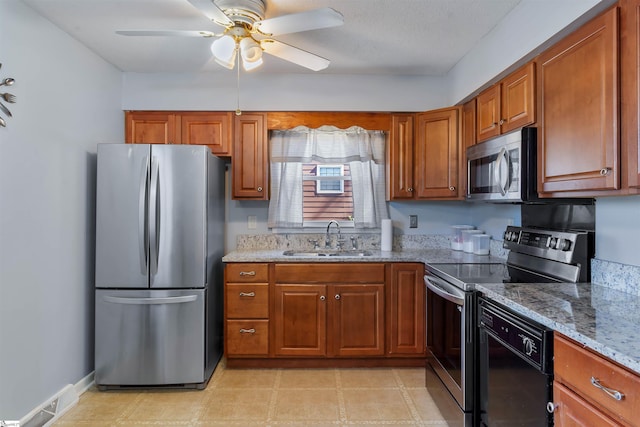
left=116, top=0, right=344, bottom=71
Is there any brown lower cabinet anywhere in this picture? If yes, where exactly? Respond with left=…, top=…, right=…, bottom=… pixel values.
left=553, top=334, right=640, bottom=427
left=224, top=262, right=425, bottom=367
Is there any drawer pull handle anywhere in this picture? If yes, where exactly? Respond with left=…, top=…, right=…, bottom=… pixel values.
left=239, top=292, right=255, bottom=297
left=239, top=271, right=256, bottom=276
left=239, top=328, right=256, bottom=334
left=590, top=377, right=624, bottom=401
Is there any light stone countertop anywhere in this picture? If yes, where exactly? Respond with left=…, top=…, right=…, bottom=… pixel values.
left=476, top=282, right=640, bottom=375
left=222, top=248, right=506, bottom=264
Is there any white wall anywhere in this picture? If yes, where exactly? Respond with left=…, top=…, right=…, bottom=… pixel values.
left=0, top=1, right=122, bottom=419
left=595, top=196, right=640, bottom=266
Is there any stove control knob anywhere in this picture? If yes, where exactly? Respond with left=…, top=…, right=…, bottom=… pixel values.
left=556, top=238, right=572, bottom=251
left=547, top=237, right=558, bottom=249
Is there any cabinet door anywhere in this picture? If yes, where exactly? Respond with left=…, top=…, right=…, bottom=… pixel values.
left=330, top=284, right=385, bottom=357
left=553, top=382, right=621, bottom=427
left=181, top=112, right=232, bottom=156
left=387, top=114, right=415, bottom=200
left=501, top=62, right=536, bottom=134
left=233, top=113, right=268, bottom=199
left=388, top=263, right=425, bottom=355
left=125, top=111, right=178, bottom=144
left=476, top=85, right=501, bottom=142
left=621, top=0, right=640, bottom=190
left=274, top=284, right=327, bottom=356
left=538, top=7, right=619, bottom=194
left=415, top=107, right=461, bottom=199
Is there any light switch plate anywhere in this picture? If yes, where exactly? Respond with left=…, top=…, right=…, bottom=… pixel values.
left=248, top=215, right=257, bottom=229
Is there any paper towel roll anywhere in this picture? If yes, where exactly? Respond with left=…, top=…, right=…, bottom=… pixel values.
left=381, top=219, right=392, bottom=251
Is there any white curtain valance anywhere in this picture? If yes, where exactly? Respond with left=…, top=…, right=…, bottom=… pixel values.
left=268, top=125, right=389, bottom=229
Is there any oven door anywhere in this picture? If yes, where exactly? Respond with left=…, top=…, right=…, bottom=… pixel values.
left=425, top=273, right=476, bottom=426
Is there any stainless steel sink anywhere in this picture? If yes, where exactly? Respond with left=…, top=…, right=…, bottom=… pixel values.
left=282, top=250, right=373, bottom=257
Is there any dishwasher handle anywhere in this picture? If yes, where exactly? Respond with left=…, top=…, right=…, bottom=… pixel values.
left=424, top=274, right=465, bottom=306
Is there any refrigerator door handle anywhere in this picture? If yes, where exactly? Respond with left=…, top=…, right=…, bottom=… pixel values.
left=138, top=156, right=150, bottom=275
left=102, top=295, right=198, bottom=305
left=149, top=156, right=160, bottom=277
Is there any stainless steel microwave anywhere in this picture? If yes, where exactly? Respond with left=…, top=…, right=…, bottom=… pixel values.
left=466, top=127, right=537, bottom=203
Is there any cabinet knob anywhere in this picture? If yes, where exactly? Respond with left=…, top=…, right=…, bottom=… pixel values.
left=600, top=168, right=612, bottom=176
left=257, top=186, right=263, bottom=192
left=335, top=294, right=341, bottom=300
left=449, top=186, right=456, bottom=191
left=546, top=402, right=557, bottom=413
left=320, top=295, right=326, bottom=301
left=407, top=187, right=414, bottom=192
left=499, top=119, right=505, bottom=125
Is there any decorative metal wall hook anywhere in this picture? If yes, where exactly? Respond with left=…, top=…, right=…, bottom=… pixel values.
left=0, top=63, right=17, bottom=127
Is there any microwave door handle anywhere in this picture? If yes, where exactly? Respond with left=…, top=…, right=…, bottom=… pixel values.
left=494, top=147, right=510, bottom=196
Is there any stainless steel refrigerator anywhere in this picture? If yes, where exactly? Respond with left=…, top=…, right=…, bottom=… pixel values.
left=94, top=144, right=225, bottom=389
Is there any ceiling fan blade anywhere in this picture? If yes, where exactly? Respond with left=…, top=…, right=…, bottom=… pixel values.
left=187, top=0, right=233, bottom=27
left=255, top=8, right=343, bottom=36
left=116, top=30, right=218, bottom=38
left=261, top=39, right=330, bottom=71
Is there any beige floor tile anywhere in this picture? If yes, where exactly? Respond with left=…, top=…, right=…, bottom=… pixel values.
left=394, top=367, right=427, bottom=388
left=272, top=389, right=340, bottom=421
left=199, top=388, right=273, bottom=421
left=342, top=388, right=414, bottom=422
left=53, top=389, right=140, bottom=422
left=339, top=368, right=400, bottom=388
left=278, top=368, right=338, bottom=389
left=214, top=368, right=278, bottom=389
left=406, top=387, right=447, bottom=422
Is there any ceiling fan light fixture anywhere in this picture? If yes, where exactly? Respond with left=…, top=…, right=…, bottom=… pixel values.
left=239, top=37, right=263, bottom=63
left=210, top=35, right=236, bottom=64
left=242, top=56, right=263, bottom=71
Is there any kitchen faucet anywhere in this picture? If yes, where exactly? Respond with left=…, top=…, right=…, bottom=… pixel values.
left=325, top=220, right=341, bottom=248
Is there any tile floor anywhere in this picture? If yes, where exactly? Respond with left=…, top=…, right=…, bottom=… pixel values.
left=53, top=359, right=448, bottom=426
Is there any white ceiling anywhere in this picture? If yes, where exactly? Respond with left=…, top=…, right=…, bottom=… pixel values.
left=22, top=0, right=522, bottom=76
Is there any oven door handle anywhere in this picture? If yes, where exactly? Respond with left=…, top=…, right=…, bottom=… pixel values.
left=424, top=275, right=465, bottom=306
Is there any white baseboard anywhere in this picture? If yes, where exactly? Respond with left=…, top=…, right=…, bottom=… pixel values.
left=18, top=371, right=95, bottom=427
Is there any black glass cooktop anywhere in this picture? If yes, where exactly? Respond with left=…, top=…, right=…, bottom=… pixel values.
left=426, top=262, right=561, bottom=291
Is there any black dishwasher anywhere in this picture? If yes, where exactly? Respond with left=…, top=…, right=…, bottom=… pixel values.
left=477, top=297, right=554, bottom=427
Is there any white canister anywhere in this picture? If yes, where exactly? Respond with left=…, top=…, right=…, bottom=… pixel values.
left=451, top=225, right=475, bottom=251
left=462, top=229, right=483, bottom=253
left=472, top=234, right=491, bottom=255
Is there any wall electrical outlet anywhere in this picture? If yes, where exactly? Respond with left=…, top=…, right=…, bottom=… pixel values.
left=248, top=215, right=257, bottom=230
left=409, top=215, right=418, bottom=228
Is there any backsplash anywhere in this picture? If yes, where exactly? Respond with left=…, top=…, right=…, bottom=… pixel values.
left=235, top=233, right=509, bottom=259
left=591, top=258, right=640, bottom=296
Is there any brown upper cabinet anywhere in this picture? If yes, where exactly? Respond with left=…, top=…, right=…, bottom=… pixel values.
left=387, top=108, right=463, bottom=200
left=125, top=111, right=233, bottom=157
left=537, top=6, right=619, bottom=196
left=621, top=0, right=640, bottom=193
left=232, top=112, right=269, bottom=200
left=476, top=62, right=536, bottom=143
left=415, top=107, right=464, bottom=199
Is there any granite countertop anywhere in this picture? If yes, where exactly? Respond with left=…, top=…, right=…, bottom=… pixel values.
left=476, top=282, right=640, bottom=375
left=222, top=248, right=506, bottom=264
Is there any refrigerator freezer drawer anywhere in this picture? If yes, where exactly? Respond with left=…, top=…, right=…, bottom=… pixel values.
left=95, top=289, right=205, bottom=387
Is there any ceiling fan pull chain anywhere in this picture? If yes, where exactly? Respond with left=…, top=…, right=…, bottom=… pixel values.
left=236, top=46, right=242, bottom=116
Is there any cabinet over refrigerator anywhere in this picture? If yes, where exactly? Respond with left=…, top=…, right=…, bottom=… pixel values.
left=94, top=144, right=225, bottom=389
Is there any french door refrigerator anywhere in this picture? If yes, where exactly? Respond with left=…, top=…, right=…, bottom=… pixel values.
left=95, top=144, right=225, bottom=389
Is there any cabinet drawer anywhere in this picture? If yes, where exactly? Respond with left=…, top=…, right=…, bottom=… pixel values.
left=553, top=382, right=621, bottom=427
left=225, top=263, right=269, bottom=282
left=274, top=263, right=385, bottom=283
left=226, top=320, right=269, bottom=356
left=555, top=335, right=640, bottom=425
left=226, top=283, right=269, bottom=318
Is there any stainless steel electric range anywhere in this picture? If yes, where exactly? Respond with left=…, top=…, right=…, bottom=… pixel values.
left=424, top=225, right=593, bottom=426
